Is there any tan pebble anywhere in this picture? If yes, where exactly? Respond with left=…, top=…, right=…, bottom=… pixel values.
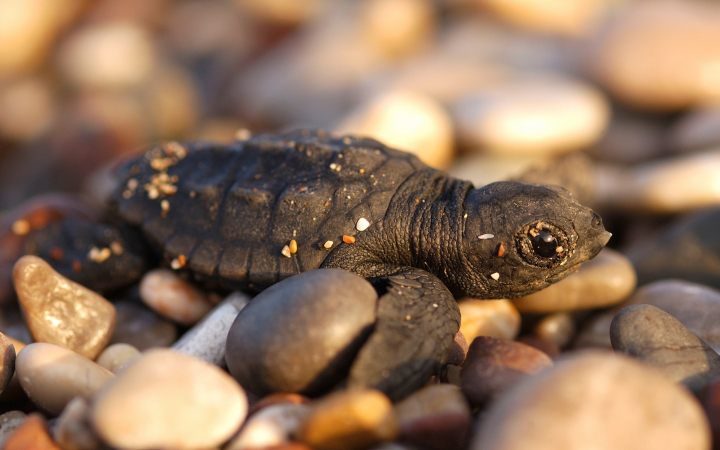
left=512, top=248, right=636, bottom=313
left=95, top=343, right=140, bottom=374
left=335, top=90, right=455, bottom=169
left=0, top=411, right=27, bottom=448
left=453, top=77, right=610, bottom=155
left=53, top=396, right=100, bottom=450
left=476, top=0, right=613, bottom=36
left=233, top=0, right=324, bottom=24
left=142, top=64, right=199, bottom=138
left=92, top=349, right=247, bottom=450
left=359, top=0, right=435, bottom=58
left=447, top=331, right=468, bottom=366
left=0, top=77, right=56, bottom=142
left=3, top=413, right=59, bottom=450
left=56, top=22, right=155, bottom=89
left=471, top=351, right=711, bottom=450
left=139, top=268, right=214, bottom=326
left=457, top=298, right=520, bottom=342
left=13, top=256, right=116, bottom=360
left=589, top=1, right=720, bottom=111
left=394, top=384, right=471, bottom=450
left=226, top=403, right=311, bottom=450
left=535, top=313, right=575, bottom=348
left=16, top=343, right=113, bottom=416
left=297, top=389, right=399, bottom=450
left=0, top=332, right=15, bottom=395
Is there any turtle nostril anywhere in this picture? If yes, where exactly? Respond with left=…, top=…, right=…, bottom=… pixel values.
left=591, top=211, right=603, bottom=229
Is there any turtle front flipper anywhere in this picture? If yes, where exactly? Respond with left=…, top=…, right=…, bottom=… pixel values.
left=347, top=267, right=460, bottom=401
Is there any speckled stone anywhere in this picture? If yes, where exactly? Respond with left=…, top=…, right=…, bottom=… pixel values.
left=91, top=349, right=247, bottom=450
left=173, top=291, right=249, bottom=366
left=16, top=343, right=114, bottom=416
left=296, top=389, right=398, bottom=450
left=460, top=336, right=553, bottom=407
left=394, top=383, right=471, bottom=450
left=611, top=304, right=720, bottom=393
left=471, top=351, right=711, bottom=450
left=457, top=299, right=520, bottom=343
left=139, top=268, right=215, bottom=326
left=95, top=343, right=140, bottom=374
left=226, top=269, right=377, bottom=396
left=3, top=413, right=59, bottom=450
left=110, top=301, right=177, bottom=350
left=226, top=402, right=311, bottom=450
left=13, top=256, right=116, bottom=360
left=0, top=411, right=27, bottom=448
left=512, top=248, right=636, bottom=313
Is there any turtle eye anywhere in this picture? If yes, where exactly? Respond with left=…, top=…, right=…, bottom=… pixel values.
left=530, top=229, right=557, bottom=258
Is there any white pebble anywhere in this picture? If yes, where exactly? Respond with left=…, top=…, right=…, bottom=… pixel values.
left=357, top=218, right=371, bottom=231
left=323, top=240, right=334, bottom=249
left=478, top=234, right=495, bottom=240
left=491, top=272, right=500, bottom=280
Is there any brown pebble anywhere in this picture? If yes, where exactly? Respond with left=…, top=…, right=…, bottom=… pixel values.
left=447, top=331, right=468, bottom=366
left=13, top=256, right=116, bottom=360
left=497, top=242, right=505, bottom=257
left=460, top=336, right=553, bottom=407
left=516, top=335, right=561, bottom=358
left=3, top=413, right=60, bottom=450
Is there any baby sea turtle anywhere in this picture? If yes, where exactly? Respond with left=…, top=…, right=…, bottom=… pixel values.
left=28, top=129, right=611, bottom=400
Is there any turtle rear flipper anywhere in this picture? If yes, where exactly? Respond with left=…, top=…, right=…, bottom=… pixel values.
left=347, top=267, right=460, bottom=401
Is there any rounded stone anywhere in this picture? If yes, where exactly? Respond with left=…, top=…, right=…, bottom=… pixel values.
left=91, top=349, right=247, bottom=450
left=452, top=77, right=610, bottom=155
left=0, top=332, right=15, bottom=395
left=534, top=312, right=575, bottom=348
left=0, top=411, right=27, bottom=448
left=16, top=343, right=114, bottom=416
left=95, top=343, right=140, bottom=374
left=589, top=1, right=720, bottom=111
left=110, top=301, right=177, bottom=350
left=460, top=336, right=552, bottom=407
left=296, top=389, right=398, bottom=450
left=13, top=256, right=116, bottom=360
left=2, top=413, right=59, bottom=450
left=358, top=0, right=435, bottom=58
left=669, top=107, right=720, bottom=153
left=457, top=299, right=520, bottom=343
left=470, top=351, right=711, bottom=450
left=225, top=402, right=311, bottom=450
left=226, top=269, right=378, bottom=396
left=0, top=76, right=56, bottom=142
left=610, top=304, right=720, bottom=393
left=512, top=248, right=636, bottom=313
left=139, top=268, right=214, bottom=326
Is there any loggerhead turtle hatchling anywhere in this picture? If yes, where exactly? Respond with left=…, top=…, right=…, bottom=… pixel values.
left=26, top=129, right=611, bottom=400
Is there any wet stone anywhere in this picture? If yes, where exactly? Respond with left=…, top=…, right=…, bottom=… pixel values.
left=95, top=343, right=140, bottom=374
left=460, top=336, right=553, bottom=408
left=225, top=402, right=311, bottom=450
left=13, top=255, right=116, bottom=360
left=139, top=268, right=215, bottom=326
left=226, top=269, right=378, bottom=397
left=0, top=331, right=16, bottom=395
left=110, top=301, right=177, bottom=350
left=512, top=248, right=636, bottom=313
left=471, top=351, right=711, bottom=450
left=3, top=413, right=60, bottom=450
left=611, top=304, right=720, bottom=393
left=457, top=299, right=520, bottom=343
left=394, top=383, right=471, bottom=450
left=172, top=291, right=249, bottom=366
left=0, top=411, right=27, bottom=448
left=91, top=348, right=248, bottom=450
left=296, top=389, right=399, bottom=450
left=16, top=343, right=114, bottom=416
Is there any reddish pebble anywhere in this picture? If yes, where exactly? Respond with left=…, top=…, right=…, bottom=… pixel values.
left=3, top=413, right=60, bottom=450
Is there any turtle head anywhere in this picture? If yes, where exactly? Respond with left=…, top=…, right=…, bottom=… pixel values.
left=453, top=181, right=611, bottom=299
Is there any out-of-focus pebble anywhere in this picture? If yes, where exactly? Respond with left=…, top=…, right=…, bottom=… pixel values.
left=359, top=0, right=435, bottom=58
left=589, top=1, right=720, bottom=111
left=53, top=396, right=100, bottom=450
left=611, top=304, right=720, bottom=393
left=699, top=376, right=720, bottom=450
left=670, top=107, right=720, bottom=153
left=142, top=63, right=199, bottom=139
left=296, top=389, right=398, bottom=450
left=172, top=291, right=249, bottom=366
left=226, top=403, right=311, bottom=450
left=625, top=207, right=720, bottom=289
left=56, top=22, right=155, bottom=89
left=110, top=301, right=177, bottom=350
left=226, top=269, right=377, bottom=397
left=457, top=299, right=520, bottom=343
left=447, top=153, right=544, bottom=192
left=516, top=335, right=561, bottom=358
left=0, top=77, right=56, bottom=142
left=452, top=77, right=610, bottom=155
left=139, top=268, right=214, bottom=326
left=16, top=343, right=114, bottom=416
left=0, top=331, right=15, bottom=394
left=0, top=411, right=27, bottom=448
left=512, top=248, right=636, bottom=313
left=471, top=351, right=711, bottom=450
left=95, top=343, right=140, bottom=374
left=249, top=392, right=312, bottom=416
left=3, top=413, right=59, bottom=450
left=589, top=109, right=666, bottom=164
left=0, top=0, right=85, bottom=78
left=460, top=336, right=552, bottom=407
left=573, top=312, right=614, bottom=349
left=394, top=383, right=471, bottom=450
left=447, top=331, right=467, bottom=366
left=473, top=0, right=613, bottom=36
left=91, top=348, right=247, bottom=450
left=534, top=312, right=575, bottom=348
left=13, top=256, right=116, bottom=360
left=335, top=90, right=454, bottom=169
left=233, top=0, right=324, bottom=25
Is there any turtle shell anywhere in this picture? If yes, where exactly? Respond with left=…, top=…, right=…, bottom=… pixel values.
left=112, top=130, right=429, bottom=290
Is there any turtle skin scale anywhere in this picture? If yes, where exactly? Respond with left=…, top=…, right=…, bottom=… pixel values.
left=26, top=129, right=611, bottom=400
